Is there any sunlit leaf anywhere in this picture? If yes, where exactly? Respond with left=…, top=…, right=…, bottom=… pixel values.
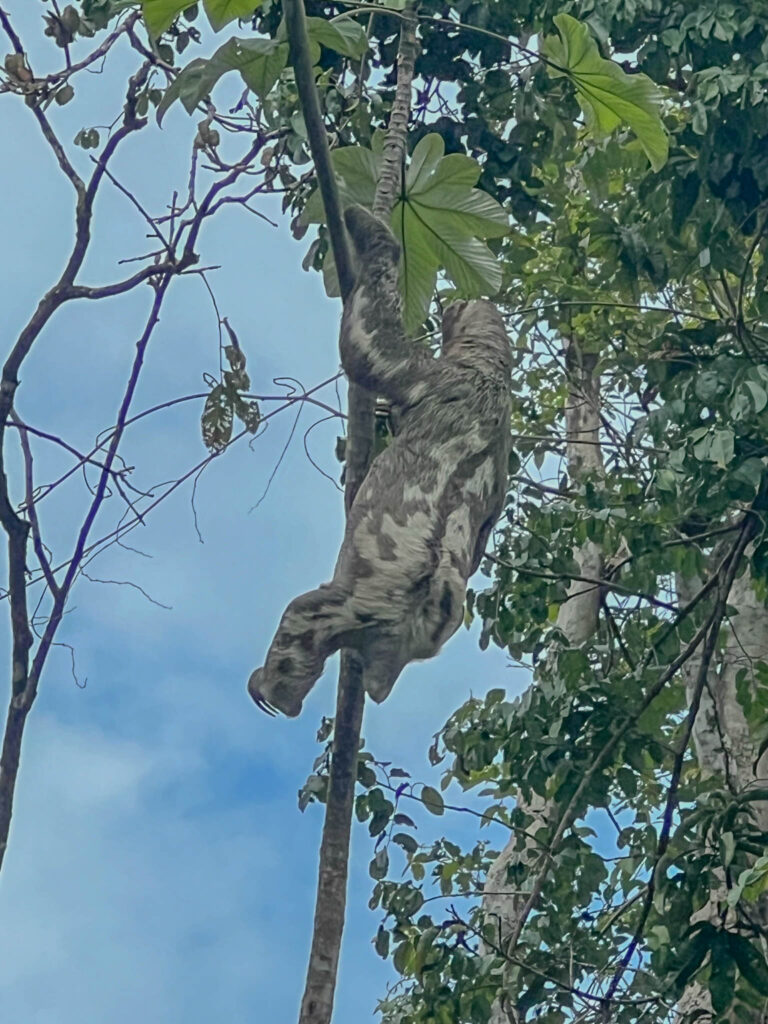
left=142, top=0, right=262, bottom=35
left=541, top=14, right=668, bottom=171
left=205, top=0, right=260, bottom=31
left=405, top=133, right=446, bottom=192
left=392, top=201, right=439, bottom=334
left=303, top=134, right=506, bottom=327
left=141, top=0, right=190, bottom=36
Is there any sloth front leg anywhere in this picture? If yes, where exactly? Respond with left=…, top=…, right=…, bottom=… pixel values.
left=248, top=583, right=355, bottom=717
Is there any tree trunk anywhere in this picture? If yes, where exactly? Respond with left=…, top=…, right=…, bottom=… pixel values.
left=481, top=340, right=603, bottom=1022
left=675, top=554, right=768, bottom=1022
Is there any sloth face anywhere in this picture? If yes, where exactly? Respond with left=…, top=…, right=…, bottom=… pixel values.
left=441, top=299, right=510, bottom=377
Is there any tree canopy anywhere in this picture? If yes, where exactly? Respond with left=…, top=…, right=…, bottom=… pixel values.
left=6, top=0, right=768, bottom=1020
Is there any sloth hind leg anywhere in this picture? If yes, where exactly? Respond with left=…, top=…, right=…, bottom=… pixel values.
left=409, top=569, right=466, bottom=661
left=359, top=633, right=409, bottom=704
left=359, top=570, right=466, bottom=705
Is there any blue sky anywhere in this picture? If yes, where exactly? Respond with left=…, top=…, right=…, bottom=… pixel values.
left=0, top=6, right=527, bottom=1021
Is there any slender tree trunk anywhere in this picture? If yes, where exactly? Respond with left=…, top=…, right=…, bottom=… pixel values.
left=289, top=5, right=418, bottom=1021
left=482, top=340, right=603, bottom=1022
left=675, top=555, right=768, bottom=1023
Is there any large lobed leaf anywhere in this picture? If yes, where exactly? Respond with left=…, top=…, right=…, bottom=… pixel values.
left=303, top=134, right=508, bottom=332
left=541, top=13, right=668, bottom=172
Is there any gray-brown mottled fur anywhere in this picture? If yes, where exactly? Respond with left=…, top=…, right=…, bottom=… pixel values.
left=248, top=205, right=511, bottom=717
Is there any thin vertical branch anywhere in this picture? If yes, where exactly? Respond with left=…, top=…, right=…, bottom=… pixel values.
left=372, top=4, right=417, bottom=221
left=282, top=0, right=354, bottom=300
left=281, top=3, right=418, bottom=1022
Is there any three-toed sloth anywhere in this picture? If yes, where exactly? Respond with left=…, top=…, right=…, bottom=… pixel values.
left=249, top=205, right=511, bottom=717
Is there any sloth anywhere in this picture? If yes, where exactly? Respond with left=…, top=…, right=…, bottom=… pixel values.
left=248, top=205, right=511, bottom=717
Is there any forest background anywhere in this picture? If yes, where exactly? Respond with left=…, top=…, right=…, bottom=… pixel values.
left=3, top=0, right=768, bottom=1022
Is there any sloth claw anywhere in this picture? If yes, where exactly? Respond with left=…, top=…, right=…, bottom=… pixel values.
left=247, top=668, right=279, bottom=716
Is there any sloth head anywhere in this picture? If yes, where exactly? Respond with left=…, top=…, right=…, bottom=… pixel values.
left=441, top=299, right=511, bottom=381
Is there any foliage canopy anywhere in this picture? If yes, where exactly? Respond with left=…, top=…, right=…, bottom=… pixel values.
left=29, top=0, right=768, bottom=1019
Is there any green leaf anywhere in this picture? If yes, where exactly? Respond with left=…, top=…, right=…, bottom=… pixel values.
left=405, top=134, right=446, bottom=192
left=412, top=209, right=503, bottom=295
left=418, top=152, right=481, bottom=190
left=143, top=0, right=263, bottom=37
left=709, top=936, right=736, bottom=1014
left=157, top=37, right=286, bottom=123
left=411, top=185, right=509, bottom=239
left=303, top=136, right=505, bottom=326
left=204, top=0, right=260, bottom=32
left=157, top=58, right=214, bottom=122
left=728, top=934, right=768, bottom=997
left=421, top=785, right=445, bottom=815
left=301, top=145, right=379, bottom=224
left=391, top=202, right=440, bottom=334
left=709, top=429, right=735, bottom=469
left=225, top=37, right=288, bottom=97
left=141, top=0, right=191, bottom=36
left=305, top=16, right=369, bottom=59
left=541, top=14, right=668, bottom=171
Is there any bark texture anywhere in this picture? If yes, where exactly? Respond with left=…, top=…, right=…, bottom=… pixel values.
left=292, top=5, right=417, bottom=1022
left=481, top=340, right=603, bottom=1022
left=675, top=555, right=768, bottom=1023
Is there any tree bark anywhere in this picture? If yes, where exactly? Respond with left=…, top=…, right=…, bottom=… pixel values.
left=482, top=340, right=603, bottom=1022
left=675, top=553, right=768, bottom=1023
left=288, top=5, right=417, bottom=1022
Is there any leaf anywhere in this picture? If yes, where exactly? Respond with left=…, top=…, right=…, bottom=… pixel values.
left=728, top=934, right=768, bottom=997
left=201, top=383, right=233, bottom=452
left=303, top=135, right=505, bottom=327
left=405, top=133, right=446, bottom=192
left=675, top=923, right=716, bottom=989
left=305, top=16, right=369, bottom=59
left=157, top=37, right=286, bottom=124
left=225, top=37, right=288, bottom=97
left=410, top=207, right=503, bottom=294
left=301, top=145, right=379, bottom=224
left=393, top=812, right=416, bottom=827
left=709, top=937, right=736, bottom=1015
left=392, top=832, right=419, bottom=854
left=391, top=202, right=440, bottom=335
left=157, top=58, right=217, bottom=123
left=411, top=184, right=509, bottom=239
left=141, top=0, right=190, bottom=36
left=55, top=83, right=75, bottom=106
left=374, top=925, right=390, bottom=959
left=720, top=831, right=735, bottom=868
left=421, top=785, right=445, bottom=815
left=541, top=14, right=668, bottom=171
left=204, top=0, right=262, bottom=32
left=369, top=847, right=389, bottom=879
left=234, top=397, right=260, bottom=433
left=709, top=429, right=735, bottom=469
left=418, top=152, right=481, bottom=190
